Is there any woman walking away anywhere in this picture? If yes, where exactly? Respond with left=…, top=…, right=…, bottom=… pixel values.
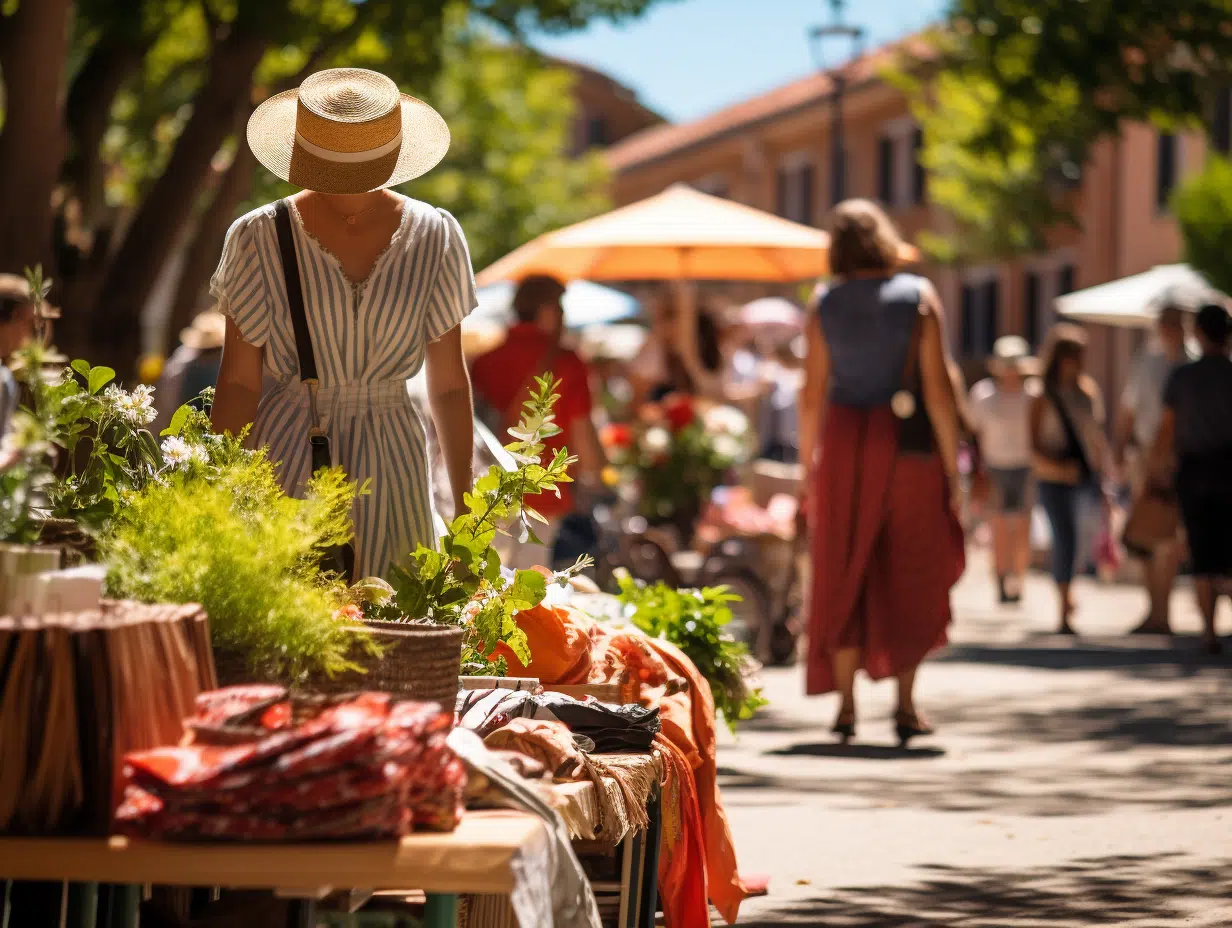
left=799, top=199, right=965, bottom=747
left=211, top=68, right=479, bottom=580
left=1030, top=324, right=1108, bottom=634
left=969, top=335, right=1038, bottom=605
left=1151, top=303, right=1232, bottom=655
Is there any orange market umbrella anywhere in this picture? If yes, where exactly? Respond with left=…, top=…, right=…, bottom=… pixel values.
left=476, top=183, right=833, bottom=285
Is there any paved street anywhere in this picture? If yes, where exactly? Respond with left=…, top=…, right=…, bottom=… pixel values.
left=717, top=548, right=1232, bottom=926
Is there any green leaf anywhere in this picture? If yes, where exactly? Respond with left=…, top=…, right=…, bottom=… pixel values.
left=161, top=404, right=191, bottom=437
left=88, top=366, right=116, bottom=395
left=71, top=359, right=91, bottom=379
left=509, top=568, right=546, bottom=609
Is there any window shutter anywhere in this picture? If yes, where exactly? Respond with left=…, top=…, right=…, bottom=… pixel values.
left=799, top=164, right=815, bottom=225
left=1023, top=271, right=1041, bottom=349
left=877, top=137, right=895, bottom=205
left=911, top=128, right=926, bottom=204
left=775, top=167, right=788, bottom=218
left=1214, top=89, right=1232, bottom=155
left=1156, top=134, right=1177, bottom=210
left=1057, top=263, right=1075, bottom=296
left=960, top=284, right=976, bottom=357
left=981, top=278, right=1000, bottom=354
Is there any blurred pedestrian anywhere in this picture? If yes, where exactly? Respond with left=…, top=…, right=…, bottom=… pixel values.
left=471, top=274, right=605, bottom=569
left=210, top=68, right=478, bottom=580
left=799, top=199, right=964, bottom=747
left=968, top=335, right=1038, bottom=605
left=628, top=292, right=726, bottom=405
left=1030, top=324, right=1108, bottom=634
left=1113, top=303, right=1193, bottom=634
left=1150, top=303, right=1232, bottom=655
left=0, top=274, right=35, bottom=439
left=152, top=310, right=226, bottom=434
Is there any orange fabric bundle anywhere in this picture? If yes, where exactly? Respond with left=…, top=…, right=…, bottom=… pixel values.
left=489, top=603, right=593, bottom=683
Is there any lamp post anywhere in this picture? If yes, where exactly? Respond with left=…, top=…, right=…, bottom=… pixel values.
left=808, top=0, right=864, bottom=207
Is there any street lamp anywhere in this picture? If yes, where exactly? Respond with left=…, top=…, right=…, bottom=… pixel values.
left=808, top=0, right=865, bottom=207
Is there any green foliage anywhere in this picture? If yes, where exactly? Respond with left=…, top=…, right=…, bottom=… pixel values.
left=1173, top=154, right=1232, bottom=296
left=899, top=2, right=1232, bottom=259
left=387, top=374, right=590, bottom=674
left=405, top=15, right=610, bottom=272
left=104, top=430, right=369, bottom=680
left=615, top=573, right=768, bottom=732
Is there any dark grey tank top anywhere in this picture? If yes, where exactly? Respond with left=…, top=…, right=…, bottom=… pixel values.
left=818, top=272, right=923, bottom=407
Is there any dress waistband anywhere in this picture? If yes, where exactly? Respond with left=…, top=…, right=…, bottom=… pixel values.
left=271, top=379, right=412, bottom=414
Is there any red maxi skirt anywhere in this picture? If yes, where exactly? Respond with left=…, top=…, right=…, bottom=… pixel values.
left=806, top=404, right=966, bottom=695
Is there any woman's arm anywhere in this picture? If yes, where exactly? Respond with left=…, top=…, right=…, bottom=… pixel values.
left=426, top=323, right=475, bottom=521
left=211, top=317, right=264, bottom=438
left=1147, top=408, right=1176, bottom=487
left=797, top=317, right=829, bottom=471
left=919, top=308, right=960, bottom=481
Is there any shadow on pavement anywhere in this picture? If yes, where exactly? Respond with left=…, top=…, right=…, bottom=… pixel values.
left=728, top=853, right=1232, bottom=926
left=766, top=742, right=945, bottom=760
left=935, top=639, right=1228, bottom=675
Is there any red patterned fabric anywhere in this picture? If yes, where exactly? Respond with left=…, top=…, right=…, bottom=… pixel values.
left=806, top=405, right=965, bottom=696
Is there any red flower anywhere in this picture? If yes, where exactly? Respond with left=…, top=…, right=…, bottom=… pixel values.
left=601, top=423, right=633, bottom=450
left=662, top=393, right=696, bottom=432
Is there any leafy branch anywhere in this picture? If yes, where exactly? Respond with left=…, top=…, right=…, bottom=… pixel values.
left=386, top=374, right=591, bottom=674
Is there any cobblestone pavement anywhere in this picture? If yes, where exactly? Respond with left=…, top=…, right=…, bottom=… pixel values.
left=716, top=549, right=1232, bottom=926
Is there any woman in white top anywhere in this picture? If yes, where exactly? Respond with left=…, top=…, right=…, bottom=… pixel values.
left=968, top=335, right=1038, bottom=605
left=210, top=69, right=478, bottom=580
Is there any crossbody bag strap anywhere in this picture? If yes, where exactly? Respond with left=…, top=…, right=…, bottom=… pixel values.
left=1045, top=385, right=1093, bottom=479
left=273, top=199, right=325, bottom=435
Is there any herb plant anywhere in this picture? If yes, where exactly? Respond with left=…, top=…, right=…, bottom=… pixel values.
left=104, top=403, right=369, bottom=679
left=387, top=375, right=590, bottom=675
left=616, top=573, right=768, bottom=732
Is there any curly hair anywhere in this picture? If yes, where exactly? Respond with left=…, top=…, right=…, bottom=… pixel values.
left=827, top=198, right=906, bottom=277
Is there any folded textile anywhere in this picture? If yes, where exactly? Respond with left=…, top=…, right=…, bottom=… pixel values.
left=448, top=729, right=602, bottom=928
left=457, top=689, right=659, bottom=753
left=115, top=687, right=464, bottom=841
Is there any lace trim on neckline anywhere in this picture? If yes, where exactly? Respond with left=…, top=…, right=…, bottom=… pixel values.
left=285, top=196, right=413, bottom=299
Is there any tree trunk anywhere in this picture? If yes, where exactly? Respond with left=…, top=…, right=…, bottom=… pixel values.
left=0, top=0, right=73, bottom=278
left=64, top=35, right=147, bottom=230
left=88, top=30, right=265, bottom=378
left=164, top=136, right=256, bottom=353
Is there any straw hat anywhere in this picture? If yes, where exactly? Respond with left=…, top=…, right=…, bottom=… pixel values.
left=180, top=310, right=226, bottom=351
left=988, top=334, right=1038, bottom=375
left=247, top=68, right=450, bottom=194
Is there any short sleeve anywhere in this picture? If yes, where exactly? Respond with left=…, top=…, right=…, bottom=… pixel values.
left=425, top=209, right=478, bottom=342
left=210, top=215, right=269, bottom=347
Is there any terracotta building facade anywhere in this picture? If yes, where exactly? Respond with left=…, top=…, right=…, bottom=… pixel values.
left=604, top=40, right=1217, bottom=402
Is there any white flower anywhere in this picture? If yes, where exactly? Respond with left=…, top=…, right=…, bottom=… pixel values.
left=640, top=426, right=671, bottom=455
left=713, top=434, right=745, bottom=463
left=188, top=444, right=210, bottom=465
left=703, top=405, right=748, bottom=438
left=160, top=436, right=192, bottom=468
left=106, top=383, right=156, bottom=427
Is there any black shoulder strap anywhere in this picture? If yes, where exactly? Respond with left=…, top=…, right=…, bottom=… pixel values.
left=1046, top=384, right=1093, bottom=478
left=273, top=199, right=317, bottom=384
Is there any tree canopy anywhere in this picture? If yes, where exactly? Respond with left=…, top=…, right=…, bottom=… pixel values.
left=901, top=0, right=1232, bottom=261
left=1173, top=154, right=1232, bottom=296
left=0, top=0, right=665, bottom=375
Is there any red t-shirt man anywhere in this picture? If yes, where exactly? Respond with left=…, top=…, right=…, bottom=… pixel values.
left=471, top=275, right=596, bottom=519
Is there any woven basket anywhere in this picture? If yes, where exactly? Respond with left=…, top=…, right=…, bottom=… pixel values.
left=214, top=622, right=463, bottom=709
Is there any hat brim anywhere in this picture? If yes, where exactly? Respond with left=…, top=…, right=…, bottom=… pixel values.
left=247, top=90, right=450, bottom=195
left=988, top=355, right=1040, bottom=376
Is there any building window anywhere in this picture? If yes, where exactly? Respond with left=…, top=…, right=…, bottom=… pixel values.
left=776, top=155, right=815, bottom=225
left=1213, top=89, right=1232, bottom=155
left=1023, top=270, right=1041, bottom=349
left=874, top=120, right=927, bottom=209
left=586, top=116, right=607, bottom=148
left=960, top=274, right=1000, bottom=358
left=1023, top=256, right=1075, bottom=349
left=1157, top=133, right=1178, bottom=210
left=1057, top=263, right=1075, bottom=297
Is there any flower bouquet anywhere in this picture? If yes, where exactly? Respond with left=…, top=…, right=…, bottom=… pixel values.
left=602, top=393, right=751, bottom=542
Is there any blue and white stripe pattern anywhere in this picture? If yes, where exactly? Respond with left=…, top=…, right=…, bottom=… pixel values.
left=210, top=196, right=478, bottom=578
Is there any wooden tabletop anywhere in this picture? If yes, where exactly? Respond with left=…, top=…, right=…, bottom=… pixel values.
left=0, top=811, right=544, bottom=895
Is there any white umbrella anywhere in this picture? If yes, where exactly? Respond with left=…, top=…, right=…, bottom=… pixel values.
left=471, top=279, right=639, bottom=329
left=1055, top=264, right=1221, bottom=328
left=738, top=297, right=805, bottom=333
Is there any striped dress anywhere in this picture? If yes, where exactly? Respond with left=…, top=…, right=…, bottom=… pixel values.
left=210, top=196, right=478, bottom=579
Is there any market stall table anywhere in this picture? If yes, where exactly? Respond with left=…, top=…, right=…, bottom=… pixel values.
left=0, top=810, right=544, bottom=928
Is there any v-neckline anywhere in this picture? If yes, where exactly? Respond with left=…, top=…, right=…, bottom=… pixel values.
left=287, top=196, right=412, bottom=293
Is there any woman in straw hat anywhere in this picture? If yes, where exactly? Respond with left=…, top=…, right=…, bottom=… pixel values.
left=210, top=68, right=478, bottom=579
left=798, top=199, right=965, bottom=747
left=968, top=335, right=1040, bottom=605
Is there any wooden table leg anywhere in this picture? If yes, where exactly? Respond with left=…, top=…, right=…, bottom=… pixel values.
left=97, top=884, right=140, bottom=928
left=285, top=898, right=314, bottom=928
left=637, top=787, right=662, bottom=928
left=423, top=893, right=459, bottom=928
left=64, top=882, right=98, bottom=928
